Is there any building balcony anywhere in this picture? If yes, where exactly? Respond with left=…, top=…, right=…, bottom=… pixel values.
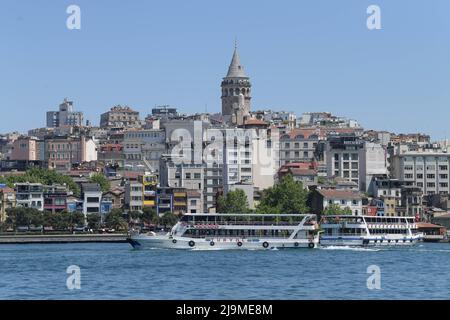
left=174, top=192, right=187, bottom=197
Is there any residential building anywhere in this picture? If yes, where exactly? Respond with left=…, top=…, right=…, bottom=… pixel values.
left=125, top=181, right=143, bottom=212
left=278, top=162, right=318, bottom=189
left=401, top=186, right=424, bottom=218
left=279, top=128, right=323, bottom=166
left=151, top=106, right=179, bottom=119
left=156, top=188, right=173, bottom=215
left=325, top=135, right=388, bottom=192
left=46, top=135, right=97, bottom=172
left=46, top=98, right=84, bottom=128
left=97, top=143, right=124, bottom=168
left=100, top=105, right=141, bottom=128
left=43, top=184, right=70, bottom=214
left=15, top=183, right=44, bottom=211
left=102, top=186, right=125, bottom=210
left=186, top=190, right=202, bottom=213
left=309, top=189, right=363, bottom=216
left=123, top=129, right=166, bottom=173
left=10, top=136, right=43, bottom=161
left=228, top=183, right=255, bottom=209
left=390, top=148, right=450, bottom=195
left=0, top=186, right=16, bottom=222
left=372, top=178, right=403, bottom=216
left=81, top=183, right=102, bottom=217
left=142, top=173, right=158, bottom=209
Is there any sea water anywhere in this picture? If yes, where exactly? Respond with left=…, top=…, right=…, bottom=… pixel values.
left=0, top=242, right=448, bottom=299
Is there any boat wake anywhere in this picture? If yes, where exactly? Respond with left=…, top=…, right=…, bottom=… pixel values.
left=319, top=245, right=381, bottom=252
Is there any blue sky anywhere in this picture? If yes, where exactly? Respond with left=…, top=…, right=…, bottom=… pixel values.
left=1, top=0, right=449, bottom=139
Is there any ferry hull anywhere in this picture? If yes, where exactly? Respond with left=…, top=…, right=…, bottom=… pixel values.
left=128, top=235, right=319, bottom=250
left=320, top=235, right=423, bottom=247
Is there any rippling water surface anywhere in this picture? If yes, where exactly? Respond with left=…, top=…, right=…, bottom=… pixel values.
left=0, top=243, right=449, bottom=299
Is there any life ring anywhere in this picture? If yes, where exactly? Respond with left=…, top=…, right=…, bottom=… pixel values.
left=237, top=241, right=243, bottom=247
left=294, top=242, right=299, bottom=247
left=172, top=239, right=177, bottom=244
left=188, top=240, right=195, bottom=247
left=210, top=241, right=215, bottom=246
left=262, top=242, right=269, bottom=248
left=308, top=242, right=315, bottom=249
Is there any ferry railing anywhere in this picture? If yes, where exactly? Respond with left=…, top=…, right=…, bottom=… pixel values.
left=187, top=221, right=312, bottom=226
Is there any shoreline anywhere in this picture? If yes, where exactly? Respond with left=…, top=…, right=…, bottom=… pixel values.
left=0, top=233, right=128, bottom=244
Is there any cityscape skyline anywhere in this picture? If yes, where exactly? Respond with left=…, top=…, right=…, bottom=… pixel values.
left=1, top=0, right=450, bottom=138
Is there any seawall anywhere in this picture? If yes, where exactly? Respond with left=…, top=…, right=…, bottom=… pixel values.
left=0, top=234, right=128, bottom=244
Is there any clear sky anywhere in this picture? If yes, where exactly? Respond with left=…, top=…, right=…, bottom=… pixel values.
left=1, top=0, right=449, bottom=139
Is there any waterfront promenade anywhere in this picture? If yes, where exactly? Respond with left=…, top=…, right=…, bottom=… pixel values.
left=0, top=233, right=128, bottom=244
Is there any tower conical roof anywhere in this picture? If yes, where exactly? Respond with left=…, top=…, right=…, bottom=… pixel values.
left=226, top=48, right=248, bottom=78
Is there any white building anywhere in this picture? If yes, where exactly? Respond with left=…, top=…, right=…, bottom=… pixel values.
left=390, top=149, right=450, bottom=195
left=81, top=183, right=102, bottom=217
left=125, top=182, right=143, bottom=212
left=312, top=189, right=363, bottom=216
left=15, top=183, right=44, bottom=211
left=123, top=129, right=166, bottom=173
left=326, top=135, right=388, bottom=192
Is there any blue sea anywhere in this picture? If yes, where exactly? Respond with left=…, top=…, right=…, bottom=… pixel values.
left=0, top=242, right=449, bottom=300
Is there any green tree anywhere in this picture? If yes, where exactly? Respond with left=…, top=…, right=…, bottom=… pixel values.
left=128, top=210, right=142, bottom=222
left=256, top=174, right=310, bottom=214
left=89, top=173, right=111, bottom=192
left=87, top=213, right=101, bottom=230
left=217, top=189, right=250, bottom=213
left=159, top=212, right=179, bottom=228
left=322, top=204, right=352, bottom=215
left=0, top=168, right=80, bottom=196
left=6, top=207, right=44, bottom=228
left=141, top=207, right=158, bottom=225
left=104, top=209, right=127, bottom=231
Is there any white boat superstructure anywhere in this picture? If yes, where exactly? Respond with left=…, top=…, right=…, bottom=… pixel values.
left=319, top=215, right=424, bottom=247
left=128, top=213, right=320, bottom=250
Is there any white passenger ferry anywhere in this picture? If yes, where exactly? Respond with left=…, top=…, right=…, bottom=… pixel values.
left=128, top=213, right=320, bottom=250
left=319, top=215, right=423, bottom=247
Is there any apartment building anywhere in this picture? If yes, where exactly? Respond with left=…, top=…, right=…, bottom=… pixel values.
left=0, top=186, right=16, bottom=222
left=81, top=183, right=102, bottom=217
left=15, top=183, right=44, bottom=211
left=100, top=105, right=141, bottom=128
left=390, top=149, right=450, bottom=195
left=372, top=178, right=403, bottom=216
left=46, top=98, right=84, bottom=128
left=279, top=128, right=322, bottom=166
left=43, top=184, right=70, bottom=214
left=10, top=136, right=44, bottom=161
left=325, top=135, right=388, bottom=192
left=309, top=189, right=363, bottom=216
left=46, top=135, right=97, bottom=172
left=123, top=129, right=166, bottom=173
left=125, top=181, right=143, bottom=212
